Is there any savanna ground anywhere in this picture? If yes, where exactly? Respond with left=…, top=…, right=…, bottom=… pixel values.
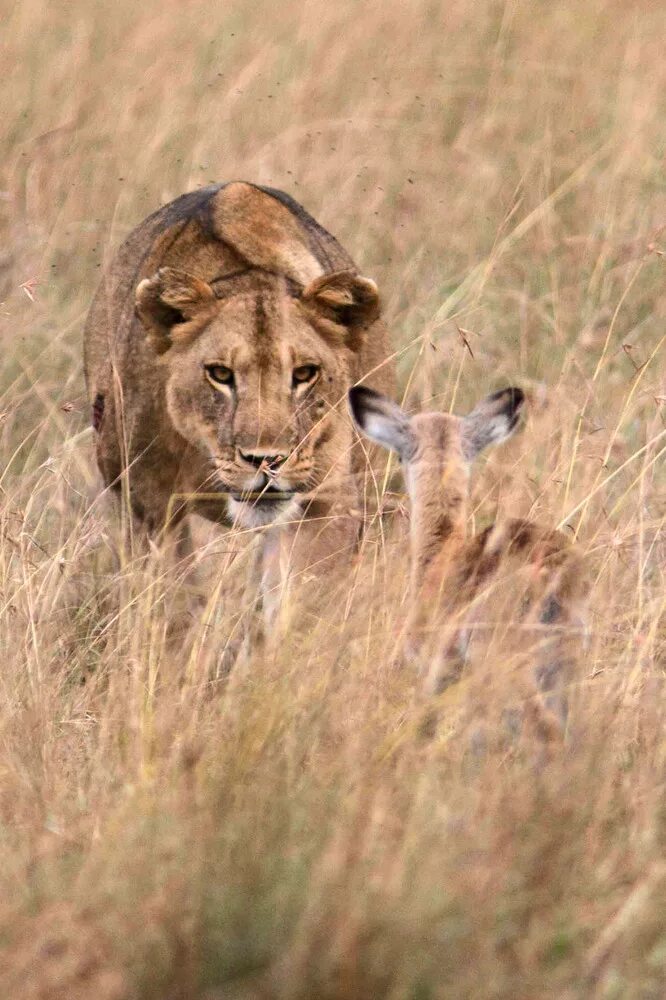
left=1, top=0, right=665, bottom=996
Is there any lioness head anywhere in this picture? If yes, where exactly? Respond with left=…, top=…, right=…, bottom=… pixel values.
left=135, top=266, right=380, bottom=527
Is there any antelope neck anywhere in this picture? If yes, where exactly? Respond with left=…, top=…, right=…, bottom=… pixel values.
left=408, top=463, right=469, bottom=594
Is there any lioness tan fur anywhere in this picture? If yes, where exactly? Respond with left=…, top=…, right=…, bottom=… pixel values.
left=84, top=182, right=395, bottom=600
left=349, top=386, right=587, bottom=736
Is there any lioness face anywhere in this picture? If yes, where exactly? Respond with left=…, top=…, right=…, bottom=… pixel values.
left=165, top=293, right=351, bottom=526
left=136, top=268, right=379, bottom=527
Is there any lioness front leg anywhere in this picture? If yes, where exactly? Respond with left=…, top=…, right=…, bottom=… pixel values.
left=253, top=501, right=362, bottom=651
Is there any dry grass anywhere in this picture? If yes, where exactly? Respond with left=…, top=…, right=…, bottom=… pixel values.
left=1, top=0, right=665, bottom=996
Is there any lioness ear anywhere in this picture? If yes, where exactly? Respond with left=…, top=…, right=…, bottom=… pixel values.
left=136, top=267, right=215, bottom=354
left=302, top=270, right=380, bottom=337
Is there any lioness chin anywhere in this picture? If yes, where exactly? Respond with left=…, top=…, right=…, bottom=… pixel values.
left=84, top=181, right=394, bottom=632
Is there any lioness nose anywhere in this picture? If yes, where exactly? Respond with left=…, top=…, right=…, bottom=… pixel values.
left=239, top=450, right=287, bottom=471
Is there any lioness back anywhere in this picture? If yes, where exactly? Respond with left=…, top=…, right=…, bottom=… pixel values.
left=84, top=181, right=394, bottom=534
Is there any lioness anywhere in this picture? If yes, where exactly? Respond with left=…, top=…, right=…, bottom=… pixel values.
left=84, top=181, right=394, bottom=616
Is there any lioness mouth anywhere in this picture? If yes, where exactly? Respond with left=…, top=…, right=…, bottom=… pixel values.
left=231, top=487, right=295, bottom=503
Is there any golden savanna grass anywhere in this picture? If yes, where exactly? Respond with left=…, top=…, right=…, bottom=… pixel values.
left=1, top=0, right=665, bottom=996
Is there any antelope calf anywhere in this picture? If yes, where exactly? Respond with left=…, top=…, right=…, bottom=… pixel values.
left=349, top=385, right=586, bottom=736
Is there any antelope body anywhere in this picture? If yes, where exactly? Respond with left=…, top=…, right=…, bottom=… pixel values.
left=349, top=386, right=586, bottom=732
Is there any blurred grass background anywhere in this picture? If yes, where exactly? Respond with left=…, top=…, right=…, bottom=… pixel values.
left=0, top=0, right=665, bottom=997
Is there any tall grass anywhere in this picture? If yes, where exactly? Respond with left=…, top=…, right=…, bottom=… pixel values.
left=1, top=0, right=665, bottom=996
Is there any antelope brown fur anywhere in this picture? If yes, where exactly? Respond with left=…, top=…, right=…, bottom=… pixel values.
left=349, top=385, right=587, bottom=734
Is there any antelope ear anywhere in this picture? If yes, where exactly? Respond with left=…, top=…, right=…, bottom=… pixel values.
left=302, top=270, right=380, bottom=335
left=461, top=387, right=525, bottom=461
left=135, top=267, right=215, bottom=353
left=348, top=386, right=416, bottom=461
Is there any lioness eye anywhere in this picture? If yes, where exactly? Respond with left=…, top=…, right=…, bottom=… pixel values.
left=205, top=364, right=235, bottom=388
left=292, top=364, right=319, bottom=387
